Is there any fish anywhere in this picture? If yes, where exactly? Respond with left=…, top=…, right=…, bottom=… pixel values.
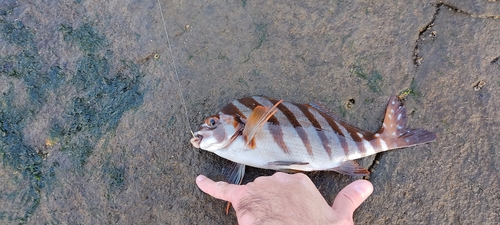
left=190, top=95, right=436, bottom=184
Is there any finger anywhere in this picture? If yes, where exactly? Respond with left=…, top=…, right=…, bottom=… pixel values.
left=196, top=175, right=239, bottom=202
left=331, top=180, right=373, bottom=215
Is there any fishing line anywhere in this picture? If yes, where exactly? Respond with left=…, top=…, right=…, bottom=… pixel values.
left=156, top=0, right=195, bottom=137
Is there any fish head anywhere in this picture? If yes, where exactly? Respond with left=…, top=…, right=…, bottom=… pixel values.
left=190, top=113, right=243, bottom=151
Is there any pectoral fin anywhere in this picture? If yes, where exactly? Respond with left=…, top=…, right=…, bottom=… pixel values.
left=223, top=162, right=245, bottom=215
left=224, top=162, right=246, bottom=186
left=329, top=160, right=370, bottom=176
left=243, top=100, right=283, bottom=148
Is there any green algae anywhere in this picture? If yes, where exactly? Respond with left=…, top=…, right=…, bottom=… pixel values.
left=350, top=62, right=384, bottom=93
left=0, top=18, right=52, bottom=224
left=398, top=78, right=421, bottom=99
left=0, top=86, right=44, bottom=224
left=367, top=70, right=383, bottom=92
left=60, top=23, right=108, bottom=53
left=351, top=63, right=367, bottom=79
left=1, top=18, right=144, bottom=223
left=102, top=161, right=126, bottom=192
left=0, top=19, right=35, bottom=47
left=242, top=23, right=268, bottom=63
left=53, top=23, right=144, bottom=167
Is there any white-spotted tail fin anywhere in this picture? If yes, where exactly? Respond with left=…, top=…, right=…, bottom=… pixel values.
left=377, top=95, right=437, bottom=150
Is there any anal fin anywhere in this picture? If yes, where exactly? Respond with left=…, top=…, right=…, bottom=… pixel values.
left=268, top=161, right=310, bottom=166
left=329, top=160, right=369, bottom=176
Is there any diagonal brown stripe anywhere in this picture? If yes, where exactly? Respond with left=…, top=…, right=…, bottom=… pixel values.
left=295, top=104, right=332, bottom=158
left=221, top=102, right=247, bottom=119
left=268, top=99, right=313, bottom=156
left=342, top=124, right=366, bottom=155
left=268, top=99, right=300, bottom=127
left=238, top=97, right=289, bottom=154
left=370, top=137, right=381, bottom=151
left=238, top=97, right=279, bottom=125
left=237, top=97, right=260, bottom=111
left=312, top=107, right=350, bottom=157
left=295, top=128, right=313, bottom=156
left=294, top=104, right=322, bottom=129
left=268, top=124, right=290, bottom=154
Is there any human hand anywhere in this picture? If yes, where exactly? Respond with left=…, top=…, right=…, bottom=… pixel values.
left=196, top=172, right=373, bottom=225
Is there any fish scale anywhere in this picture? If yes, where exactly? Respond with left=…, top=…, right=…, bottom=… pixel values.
left=239, top=97, right=370, bottom=161
left=191, top=95, right=436, bottom=178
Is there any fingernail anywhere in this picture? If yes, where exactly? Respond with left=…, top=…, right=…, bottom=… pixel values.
left=196, top=175, right=206, bottom=182
left=354, top=183, right=369, bottom=199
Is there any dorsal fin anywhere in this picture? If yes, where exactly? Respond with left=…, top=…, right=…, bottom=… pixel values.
left=308, top=102, right=347, bottom=123
left=308, top=102, right=373, bottom=137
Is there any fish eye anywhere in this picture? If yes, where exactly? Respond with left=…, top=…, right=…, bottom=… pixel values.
left=205, top=117, right=219, bottom=126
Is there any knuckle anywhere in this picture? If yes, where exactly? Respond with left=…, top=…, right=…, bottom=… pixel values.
left=342, top=192, right=357, bottom=207
left=215, top=181, right=229, bottom=194
left=294, top=172, right=308, bottom=180
left=273, top=172, right=287, bottom=179
left=293, top=173, right=311, bottom=185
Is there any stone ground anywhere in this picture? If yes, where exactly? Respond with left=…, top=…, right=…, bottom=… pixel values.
left=0, top=0, right=499, bottom=224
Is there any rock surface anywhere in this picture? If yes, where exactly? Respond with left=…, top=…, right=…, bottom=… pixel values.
left=0, top=0, right=498, bottom=224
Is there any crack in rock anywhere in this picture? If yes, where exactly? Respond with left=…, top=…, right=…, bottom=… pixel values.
left=412, top=4, right=440, bottom=67
left=491, top=56, right=500, bottom=64
left=374, top=1, right=500, bottom=179
left=413, top=2, right=500, bottom=68
left=439, top=1, right=500, bottom=19
left=365, top=152, right=384, bottom=179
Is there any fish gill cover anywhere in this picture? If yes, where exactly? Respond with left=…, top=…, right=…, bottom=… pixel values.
left=0, top=14, right=144, bottom=223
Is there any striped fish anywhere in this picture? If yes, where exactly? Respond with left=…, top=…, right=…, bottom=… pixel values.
left=191, top=95, right=436, bottom=180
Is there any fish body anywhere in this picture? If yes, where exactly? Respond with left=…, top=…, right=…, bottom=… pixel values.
left=191, top=95, right=436, bottom=176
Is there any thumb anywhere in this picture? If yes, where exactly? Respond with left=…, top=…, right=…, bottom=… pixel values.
left=331, top=180, right=373, bottom=215
left=195, top=175, right=238, bottom=202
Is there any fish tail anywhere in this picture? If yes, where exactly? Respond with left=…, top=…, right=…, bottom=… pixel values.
left=376, top=95, right=436, bottom=150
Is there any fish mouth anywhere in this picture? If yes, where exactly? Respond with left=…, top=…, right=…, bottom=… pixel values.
left=190, top=134, right=203, bottom=148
